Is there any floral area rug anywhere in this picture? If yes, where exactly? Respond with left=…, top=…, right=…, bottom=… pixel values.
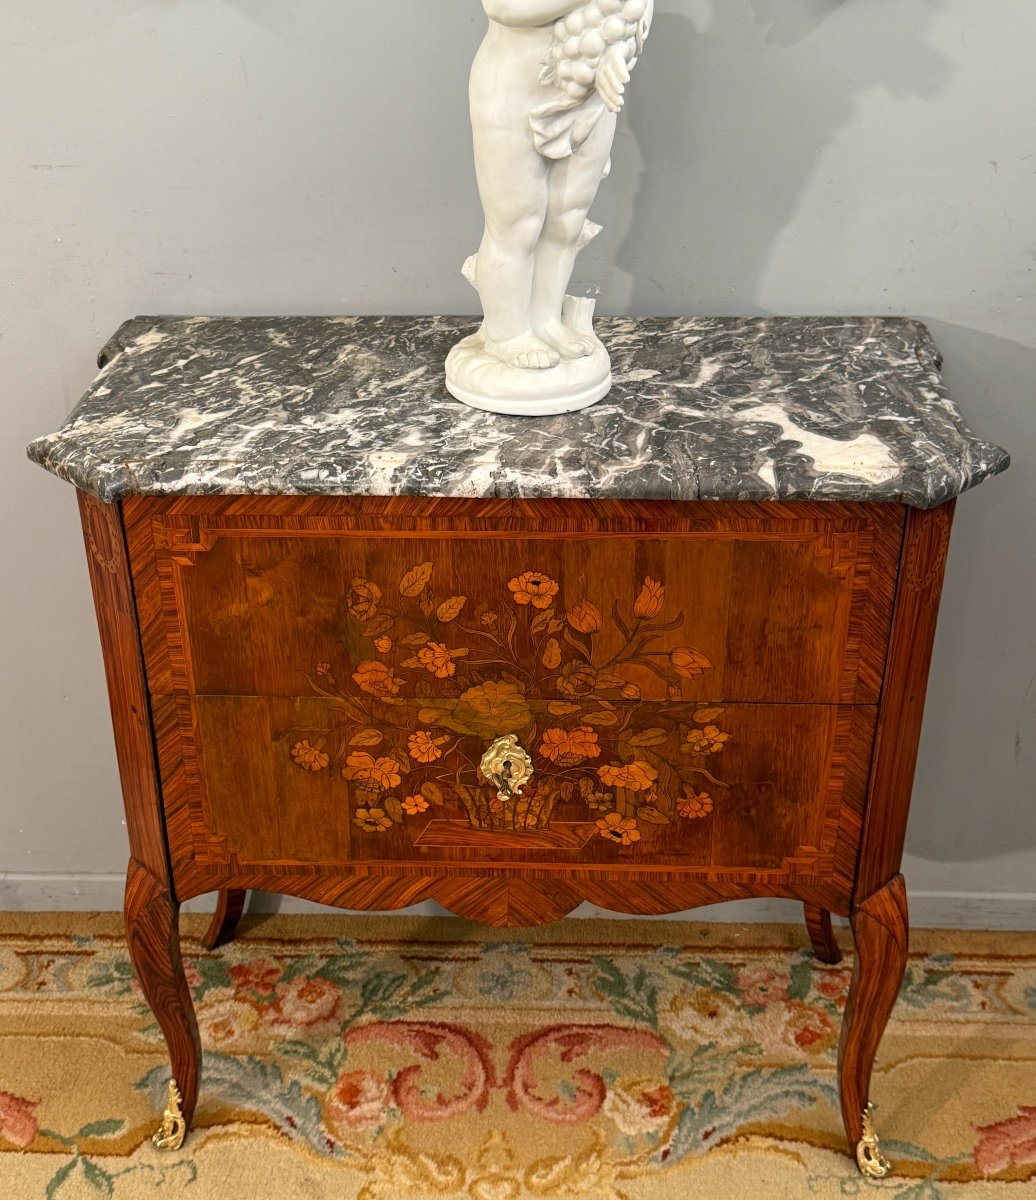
left=0, top=913, right=1034, bottom=1199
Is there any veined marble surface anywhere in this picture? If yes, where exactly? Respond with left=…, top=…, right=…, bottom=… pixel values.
left=27, top=316, right=1008, bottom=508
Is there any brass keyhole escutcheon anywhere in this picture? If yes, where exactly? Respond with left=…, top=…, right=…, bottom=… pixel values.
left=480, top=735, right=534, bottom=803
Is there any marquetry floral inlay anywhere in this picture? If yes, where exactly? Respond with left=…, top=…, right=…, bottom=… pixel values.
left=286, top=561, right=732, bottom=850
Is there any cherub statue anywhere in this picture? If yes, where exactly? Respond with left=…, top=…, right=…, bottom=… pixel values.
left=446, top=0, right=654, bottom=414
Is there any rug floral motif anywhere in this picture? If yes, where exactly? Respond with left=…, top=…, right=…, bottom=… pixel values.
left=0, top=915, right=1034, bottom=1199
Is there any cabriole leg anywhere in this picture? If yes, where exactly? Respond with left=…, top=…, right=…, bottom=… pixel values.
left=838, top=874, right=909, bottom=1178
left=125, top=858, right=201, bottom=1150
left=202, top=888, right=247, bottom=950
left=804, top=903, right=843, bottom=964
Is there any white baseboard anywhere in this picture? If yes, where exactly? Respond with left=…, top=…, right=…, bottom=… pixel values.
left=1, top=873, right=1034, bottom=930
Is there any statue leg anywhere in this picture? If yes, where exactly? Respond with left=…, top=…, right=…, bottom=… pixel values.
left=202, top=888, right=247, bottom=950
left=532, top=111, right=618, bottom=358
left=472, top=124, right=559, bottom=369
left=125, top=858, right=202, bottom=1149
left=838, top=875, right=909, bottom=1177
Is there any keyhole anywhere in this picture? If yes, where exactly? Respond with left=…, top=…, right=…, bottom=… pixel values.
left=502, top=759, right=513, bottom=777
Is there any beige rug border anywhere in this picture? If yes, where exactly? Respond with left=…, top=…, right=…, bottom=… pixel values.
left=2, top=910, right=1034, bottom=957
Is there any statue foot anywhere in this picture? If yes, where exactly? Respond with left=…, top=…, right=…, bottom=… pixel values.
left=539, top=321, right=598, bottom=360
left=482, top=333, right=561, bottom=371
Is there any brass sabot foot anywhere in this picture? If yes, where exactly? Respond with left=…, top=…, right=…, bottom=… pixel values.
left=152, top=1079, right=186, bottom=1151
left=856, top=1103, right=891, bottom=1179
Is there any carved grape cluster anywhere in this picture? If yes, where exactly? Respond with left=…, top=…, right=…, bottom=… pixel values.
left=547, top=0, right=647, bottom=103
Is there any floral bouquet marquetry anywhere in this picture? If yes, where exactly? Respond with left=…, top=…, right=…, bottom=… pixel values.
left=287, top=560, right=733, bottom=853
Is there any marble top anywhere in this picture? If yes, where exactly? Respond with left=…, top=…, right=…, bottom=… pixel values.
left=27, top=315, right=1008, bottom=508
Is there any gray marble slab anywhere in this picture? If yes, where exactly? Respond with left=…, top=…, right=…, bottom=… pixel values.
left=27, top=315, right=1008, bottom=508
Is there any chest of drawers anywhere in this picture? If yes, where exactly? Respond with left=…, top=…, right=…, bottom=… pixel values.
left=31, top=315, right=1008, bottom=1175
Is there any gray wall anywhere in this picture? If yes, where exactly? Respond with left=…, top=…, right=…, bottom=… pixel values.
left=2, top=0, right=1033, bottom=927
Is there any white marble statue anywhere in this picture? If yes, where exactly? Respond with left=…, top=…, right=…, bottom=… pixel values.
left=446, top=0, right=654, bottom=415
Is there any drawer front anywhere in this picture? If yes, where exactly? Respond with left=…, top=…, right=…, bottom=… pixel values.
left=129, top=498, right=901, bottom=706
left=154, top=691, right=875, bottom=893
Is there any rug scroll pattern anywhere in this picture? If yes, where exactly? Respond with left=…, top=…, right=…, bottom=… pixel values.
left=0, top=915, right=1033, bottom=1199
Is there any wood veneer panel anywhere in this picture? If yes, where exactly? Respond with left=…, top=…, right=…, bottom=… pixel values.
left=168, top=863, right=850, bottom=926
left=854, top=503, right=954, bottom=899
left=80, top=492, right=200, bottom=1143
left=154, top=692, right=873, bottom=913
left=78, top=492, right=170, bottom=884
left=126, top=494, right=898, bottom=525
left=125, top=495, right=902, bottom=706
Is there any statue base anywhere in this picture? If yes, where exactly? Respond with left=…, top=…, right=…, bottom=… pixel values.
left=445, top=297, right=612, bottom=417
left=445, top=337, right=611, bottom=416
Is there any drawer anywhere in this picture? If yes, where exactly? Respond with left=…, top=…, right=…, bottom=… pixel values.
left=154, top=691, right=875, bottom=890
left=128, top=497, right=902, bottom=706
